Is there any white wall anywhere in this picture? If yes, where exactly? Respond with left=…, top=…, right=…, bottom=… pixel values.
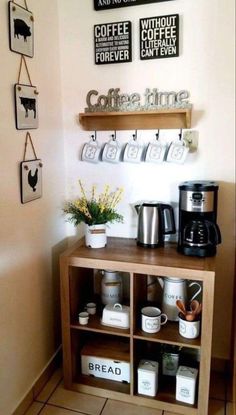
left=58, top=0, right=235, bottom=359
left=0, top=1, right=65, bottom=414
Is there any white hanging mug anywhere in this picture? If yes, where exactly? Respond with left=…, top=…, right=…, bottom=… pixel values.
left=81, top=134, right=101, bottom=163
left=102, top=134, right=121, bottom=163
left=145, top=131, right=167, bottom=163
left=123, top=132, right=143, bottom=163
left=166, top=129, right=189, bottom=164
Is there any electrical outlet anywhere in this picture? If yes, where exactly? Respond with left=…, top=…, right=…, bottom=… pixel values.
left=183, top=130, right=199, bottom=153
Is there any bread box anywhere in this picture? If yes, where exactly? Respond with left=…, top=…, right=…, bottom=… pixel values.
left=81, top=339, right=130, bottom=383
left=101, top=303, right=130, bottom=329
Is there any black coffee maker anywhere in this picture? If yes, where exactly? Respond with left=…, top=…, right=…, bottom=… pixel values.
left=178, top=181, right=221, bottom=257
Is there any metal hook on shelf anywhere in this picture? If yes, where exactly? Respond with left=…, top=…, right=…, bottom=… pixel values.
left=155, top=130, right=160, bottom=141
left=111, top=131, right=117, bottom=141
left=133, top=130, right=138, bottom=141
left=178, top=129, right=183, bottom=141
left=91, top=131, right=97, bottom=141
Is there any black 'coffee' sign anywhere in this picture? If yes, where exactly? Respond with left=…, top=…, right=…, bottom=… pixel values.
left=94, top=21, right=132, bottom=65
left=94, top=0, right=174, bottom=11
left=140, top=14, right=179, bottom=60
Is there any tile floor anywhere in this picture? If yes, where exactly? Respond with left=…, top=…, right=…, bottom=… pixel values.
left=24, top=368, right=233, bottom=415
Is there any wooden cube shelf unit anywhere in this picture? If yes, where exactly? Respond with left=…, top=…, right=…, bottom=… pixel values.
left=60, top=237, right=215, bottom=415
left=79, top=108, right=192, bottom=131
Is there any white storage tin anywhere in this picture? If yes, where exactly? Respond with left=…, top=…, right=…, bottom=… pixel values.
left=101, top=303, right=130, bottom=329
left=138, top=360, right=159, bottom=397
left=176, top=365, right=198, bottom=404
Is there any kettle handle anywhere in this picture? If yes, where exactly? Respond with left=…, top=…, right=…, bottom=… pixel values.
left=160, top=204, right=176, bottom=235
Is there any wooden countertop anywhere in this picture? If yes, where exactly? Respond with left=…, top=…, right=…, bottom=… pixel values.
left=61, top=237, right=216, bottom=280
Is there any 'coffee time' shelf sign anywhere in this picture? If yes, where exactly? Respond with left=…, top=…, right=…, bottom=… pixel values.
left=85, top=88, right=191, bottom=112
left=94, top=0, right=174, bottom=11
left=94, top=21, right=132, bottom=64
left=140, top=14, right=179, bottom=60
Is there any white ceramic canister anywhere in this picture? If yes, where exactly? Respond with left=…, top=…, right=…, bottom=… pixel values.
left=138, top=360, right=159, bottom=397
left=101, top=270, right=123, bottom=305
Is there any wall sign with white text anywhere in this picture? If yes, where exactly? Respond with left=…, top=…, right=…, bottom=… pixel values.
left=140, top=14, right=179, bottom=60
left=94, top=21, right=132, bottom=65
left=94, top=0, right=174, bottom=11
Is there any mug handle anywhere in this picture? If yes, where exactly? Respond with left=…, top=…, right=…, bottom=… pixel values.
left=160, top=313, right=168, bottom=325
left=189, top=282, right=202, bottom=301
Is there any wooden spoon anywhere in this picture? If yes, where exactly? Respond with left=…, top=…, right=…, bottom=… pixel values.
left=190, top=300, right=202, bottom=316
left=176, top=300, right=187, bottom=316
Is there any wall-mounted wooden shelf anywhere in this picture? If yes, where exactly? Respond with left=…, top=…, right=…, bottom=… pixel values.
left=79, top=108, right=192, bottom=131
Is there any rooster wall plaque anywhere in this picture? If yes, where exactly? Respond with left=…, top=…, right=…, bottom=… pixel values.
left=20, top=132, right=42, bottom=203
left=20, top=159, right=42, bottom=203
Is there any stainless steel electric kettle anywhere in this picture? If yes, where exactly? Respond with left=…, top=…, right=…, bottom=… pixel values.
left=135, top=202, right=176, bottom=248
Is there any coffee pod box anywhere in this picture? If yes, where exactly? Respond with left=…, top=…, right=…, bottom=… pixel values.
left=176, top=366, right=198, bottom=405
left=138, top=360, right=159, bottom=397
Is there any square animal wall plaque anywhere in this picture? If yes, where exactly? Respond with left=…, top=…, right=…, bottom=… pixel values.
left=8, top=1, right=34, bottom=57
left=20, top=159, right=42, bottom=204
left=15, top=83, right=38, bottom=130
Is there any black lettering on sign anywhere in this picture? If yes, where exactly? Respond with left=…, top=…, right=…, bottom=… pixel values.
left=94, top=0, right=174, bottom=11
left=94, top=21, right=132, bottom=65
left=140, top=14, right=179, bottom=60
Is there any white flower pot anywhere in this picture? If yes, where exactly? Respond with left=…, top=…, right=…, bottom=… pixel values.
left=85, top=224, right=107, bottom=248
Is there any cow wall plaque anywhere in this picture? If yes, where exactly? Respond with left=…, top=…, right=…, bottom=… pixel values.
left=140, top=14, right=179, bottom=60
left=8, top=1, right=34, bottom=57
left=15, top=83, right=38, bottom=130
left=94, top=0, right=174, bottom=11
left=94, top=21, right=132, bottom=65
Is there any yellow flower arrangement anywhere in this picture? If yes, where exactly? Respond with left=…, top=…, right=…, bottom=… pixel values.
left=63, top=180, right=124, bottom=226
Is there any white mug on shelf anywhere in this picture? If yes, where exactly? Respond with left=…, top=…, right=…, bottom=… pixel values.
left=141, top=306, right=168, bottom=334
left=178, top=315, right=200, bottom=339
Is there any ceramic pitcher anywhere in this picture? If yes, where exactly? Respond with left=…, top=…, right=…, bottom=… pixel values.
left=157, top=277, right=202, bottom=321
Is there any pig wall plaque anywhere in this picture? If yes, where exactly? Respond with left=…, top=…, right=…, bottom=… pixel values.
left=8, top=1, right=34, bottom=57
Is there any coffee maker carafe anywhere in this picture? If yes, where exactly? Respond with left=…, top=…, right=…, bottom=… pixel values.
left=178, top=181, right=221, bottom=257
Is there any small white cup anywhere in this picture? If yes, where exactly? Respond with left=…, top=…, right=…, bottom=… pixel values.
left=179, top=315, right=200, bottom=339
left=141, top=306, right=168, bottom=334
left=78, top=311, right=89, bottom=325
left=85, top=302, right=96, bottom=315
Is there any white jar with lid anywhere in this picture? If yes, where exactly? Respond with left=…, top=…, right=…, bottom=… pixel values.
left=101, top=270, right=123, bottom=305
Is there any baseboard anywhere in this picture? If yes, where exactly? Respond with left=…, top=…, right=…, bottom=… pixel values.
left=12, top=345, right=62, bottom=415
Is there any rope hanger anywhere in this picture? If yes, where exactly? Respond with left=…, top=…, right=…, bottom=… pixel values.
left=23, top=132, right=37, bottom=161
left=12, top=0, right=29, bottom=11
left=17, top=55, right=32, bottom=86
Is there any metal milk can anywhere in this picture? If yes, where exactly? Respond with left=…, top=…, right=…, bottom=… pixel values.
left=101, top=270, right=123, bottom=305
